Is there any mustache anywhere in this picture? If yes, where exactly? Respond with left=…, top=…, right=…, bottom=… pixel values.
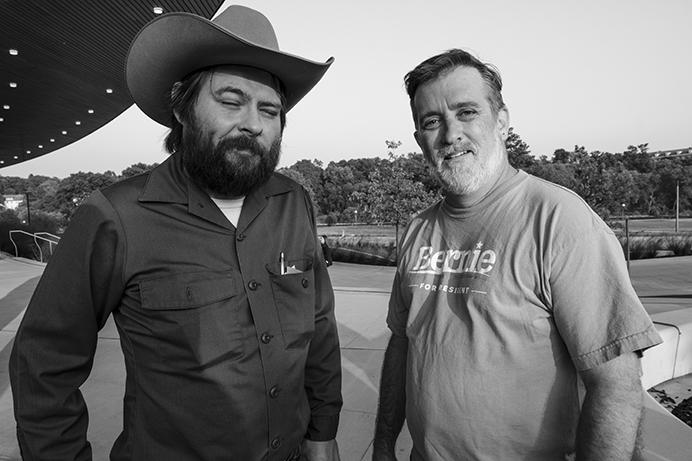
left=440, top=144, right=475, bottom=159
left=217, top=135, right=268, bottom=155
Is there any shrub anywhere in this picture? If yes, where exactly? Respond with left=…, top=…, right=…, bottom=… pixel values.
left=617, top=233, right=692, bottom=259
left=662, top=235, right=692, bottom=256
left=328, top=235, right=397, bottom=266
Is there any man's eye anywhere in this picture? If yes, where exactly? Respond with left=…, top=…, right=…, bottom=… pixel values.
left=261, top=108, right=279, bottom=118
left=459, top=110, right=477, bottom=119
left=422, top=119, right=440, bottom=130
left=220, top=100, right=241, bottom=107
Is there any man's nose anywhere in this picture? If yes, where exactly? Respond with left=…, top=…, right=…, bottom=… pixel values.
left=443, top=119, right=464, bottom=146
left=239, top=107, right=263, bottom=137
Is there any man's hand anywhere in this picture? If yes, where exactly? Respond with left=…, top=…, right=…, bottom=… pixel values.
left=301, top=439, right=340, bottom=461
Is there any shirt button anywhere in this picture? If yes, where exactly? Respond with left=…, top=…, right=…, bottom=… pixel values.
left=248, top=280, right=259, bottom=290
left=261, top=333, right=273, bottom=344
left=301, top=278, right=309, bottom=288
left=271, top=437, right=281, bottom=449
left=269, top=385, right=280, bottom=398
left=237, top=233, right=245, bottom=241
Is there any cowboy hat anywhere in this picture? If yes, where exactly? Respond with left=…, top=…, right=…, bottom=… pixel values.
left=126, top=4, right=334, bottom=127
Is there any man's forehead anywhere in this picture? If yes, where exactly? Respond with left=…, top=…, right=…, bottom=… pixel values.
left=208, top=65, right=282, bottom=99
left=414, top=65, right=488, bottom=106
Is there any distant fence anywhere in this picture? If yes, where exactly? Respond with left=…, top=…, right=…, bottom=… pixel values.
left=319, top=218, right=692, bottom=267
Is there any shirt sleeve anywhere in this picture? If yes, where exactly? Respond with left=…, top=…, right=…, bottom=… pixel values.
left=10, top=190, right=126, bottom=460
left=548, top=205, right=662, bottom=371
left=302, top=192, right=342, bottom=441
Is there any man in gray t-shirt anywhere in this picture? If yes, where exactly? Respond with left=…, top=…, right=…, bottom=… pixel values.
left=373, top=49, right=662, bottom=461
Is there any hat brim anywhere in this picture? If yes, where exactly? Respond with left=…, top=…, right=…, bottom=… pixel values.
left=126, top=13, right=333, bottom=127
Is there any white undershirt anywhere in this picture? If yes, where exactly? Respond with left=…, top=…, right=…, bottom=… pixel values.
left=210, top=196, right=245, bottom=227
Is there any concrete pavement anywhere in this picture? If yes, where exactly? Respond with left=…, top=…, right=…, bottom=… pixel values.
left=1, top=255, right=691, bottom=460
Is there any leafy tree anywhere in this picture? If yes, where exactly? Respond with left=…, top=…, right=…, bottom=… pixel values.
left=527, top=162, right=579, bottom=191
left=276, top=167, right=317, bottom=208
left=396, top=152, right=439, bottom=196
left=121, top=162, right=159, bottom=178
left=355, top=141, right=438, bottom=226
left=320, top=163, right=357, bottom=217
left=620, top=144, right=654, bottom=174
left=46, top=171, right=118, bottom=219
left=506, top=127, right=536, bottom=169
left=281, top=159, right=324, bottom=211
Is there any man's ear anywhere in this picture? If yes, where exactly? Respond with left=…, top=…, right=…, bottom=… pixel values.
left=497, top=107, right=510, bottom=140
left=413, top=130, right=422, bottom=149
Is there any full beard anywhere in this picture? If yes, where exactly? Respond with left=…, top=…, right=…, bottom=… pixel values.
left=430, top=142, right=504, bottom=196
left=179, top=127, right=281, bottom=198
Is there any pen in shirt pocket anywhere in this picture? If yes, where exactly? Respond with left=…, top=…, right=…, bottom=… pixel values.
left=280, top=252, right=286, bottom=275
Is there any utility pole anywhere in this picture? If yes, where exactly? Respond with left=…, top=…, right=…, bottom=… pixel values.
left=650, top=148, right=689, bottom=232
left=25, top=192, right=31, bottom=225
left=675, top=180, right=679, bottom=233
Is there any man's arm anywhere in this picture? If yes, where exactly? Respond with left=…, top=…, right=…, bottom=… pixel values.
left=373, top=333, right=408, bottom=461
left=302, top=191, right=342, bottom=455
left=576, top=352, right=643, bottom=461
left=9, top=192, right=124, bottom=460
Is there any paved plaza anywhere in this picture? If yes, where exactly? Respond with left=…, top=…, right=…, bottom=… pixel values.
left=1, top=254, right=691, bottom=460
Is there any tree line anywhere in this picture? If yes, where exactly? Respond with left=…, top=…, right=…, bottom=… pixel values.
left=1, top=129, right=690, bottom=236
left=280, top=129, right=691, bottom=225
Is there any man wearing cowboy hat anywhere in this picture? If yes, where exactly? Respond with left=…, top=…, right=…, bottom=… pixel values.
left=10, top=5, right=342, bottom=461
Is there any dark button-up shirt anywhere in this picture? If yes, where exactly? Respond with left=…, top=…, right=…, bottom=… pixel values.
left=10, top=154, right=342, bottom=460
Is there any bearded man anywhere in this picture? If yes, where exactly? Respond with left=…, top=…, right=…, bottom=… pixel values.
left=373, top=49, right=662, bottom=460
left=10, top=6, right=342, bottom=461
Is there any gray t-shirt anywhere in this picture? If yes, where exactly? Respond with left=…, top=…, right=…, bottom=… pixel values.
left=388, top=170, right=662, bottom=461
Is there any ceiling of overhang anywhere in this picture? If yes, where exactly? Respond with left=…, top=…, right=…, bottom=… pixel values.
left=0, top=0, right=225, bottom=169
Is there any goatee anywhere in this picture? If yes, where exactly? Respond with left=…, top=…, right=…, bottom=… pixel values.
left=179, top=126, right=281, bottom=198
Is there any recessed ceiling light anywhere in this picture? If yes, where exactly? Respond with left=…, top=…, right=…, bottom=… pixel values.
left=50, top=138, right=55, bottom=142
left=0, top=161, right=4, bottom=164
left=153, top=6, right=164, bottom=14
left=61, top=130, right=67, bottom=135
left=88, top=109, right=94, bottom=114
left=26, top=150, right=31, bottom=154
left=2, top=105, right=9, bottom=110
left=75, top=121, right=81, bottom=125
left=9, top=82, right=17, bottom=88
left=13, top=155, right=18, bottom=159
left=38, top=145, right=43, bottom=148
left=0, top=117, right=3, bottom=122
left=106, top=88, right=113, bottom=94
left=9, top=49, right=18, bottom=56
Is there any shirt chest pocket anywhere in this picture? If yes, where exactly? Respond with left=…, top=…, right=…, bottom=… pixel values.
left=266, top=258, right=316, bottom=349
left=138, top=272, right=243, bottom=366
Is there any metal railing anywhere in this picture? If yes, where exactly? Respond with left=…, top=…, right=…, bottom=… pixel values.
left=9, top=230, right=61, bottom=262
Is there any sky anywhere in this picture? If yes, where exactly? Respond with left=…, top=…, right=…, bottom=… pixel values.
left=2, top=0, right=691, bottom=178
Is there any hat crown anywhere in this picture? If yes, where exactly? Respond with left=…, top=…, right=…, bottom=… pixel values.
left=214, top=5, right=279, bottom=51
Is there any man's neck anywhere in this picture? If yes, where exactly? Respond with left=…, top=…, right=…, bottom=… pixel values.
left=446, top=160, right=516, bottom=209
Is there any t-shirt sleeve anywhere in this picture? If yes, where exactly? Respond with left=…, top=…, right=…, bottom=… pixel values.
left=548, top=204, right=662, bottom=371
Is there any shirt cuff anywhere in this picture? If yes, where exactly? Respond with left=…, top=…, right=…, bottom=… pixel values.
left=305, top=414, right=340, bottom=441
left=574, top=325, right=663, bottom=371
